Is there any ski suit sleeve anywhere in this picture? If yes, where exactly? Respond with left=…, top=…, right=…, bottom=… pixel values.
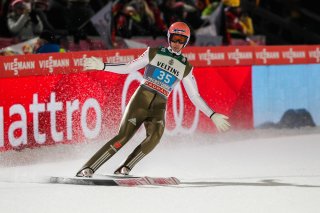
left=102, top=48, right=150, bottom=74
left=7, top=14, right=30, bottom=34
left=182, top=69, right=215, bottom=117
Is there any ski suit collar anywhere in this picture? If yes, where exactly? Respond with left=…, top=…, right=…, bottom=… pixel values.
left=167, top=46, right=182, bottom=55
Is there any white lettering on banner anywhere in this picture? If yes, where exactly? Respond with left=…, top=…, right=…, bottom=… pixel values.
left=0, top=107, right=3, bottom=147
left=39, top=57, right=70, bottom=73
left=122, top=71, right=144, bottom=113
left=81, top=99, right=102, bottom=139
left=255, top=48, right=280, bottom=64
left=309, top=47, right=320, bottom=63
left=122, top=71, right=199, bottom=135
left=9, top=105, right=27, bottom=147
left=227, top=49, right=253, bottom=64
left=198, top=49, right=224, bottom=65
left=106, top=52, right=134, bottom=63
left=0, top=93, right=101, bottom=149
left=66, top=100, right=79, bottom=140
left=3, top=58, right=35, bottom=75
left=47, top=93, right=63, bottom=142
left=29, top=94, right=46, bottom=144
left=73, top=54, right=88, bottom=67
left=166, top=83, right=200, bottom=135
left=282, top=48, right=305, bottom=63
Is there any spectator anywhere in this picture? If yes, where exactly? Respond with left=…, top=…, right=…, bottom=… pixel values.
left=32, top=0, right=54, bottom=31
left=184, top=0, right=204, bottom=29
left=7, top=0, right=43, bottom=41
left=22, top=43, right=33, bottom=54
left=115, top=0, right=158, bottom=38
left=200, top=0, right=229, bottom=45
left=34, top=30, right=61, bottom=53
left=145, top=0, right=167, bottom=34
left=239, top=10, right=254, bottom=36
left=160, top=0, right=197, bottom=27
left=23, top=0, right=32, bottom=10
left=225, top=6, right=255, bottom=44
left=201, top=0, right=222, bottom=19
left=223, top=0, right=240, bottom=7
left=33, top=0, right=68, bottom=41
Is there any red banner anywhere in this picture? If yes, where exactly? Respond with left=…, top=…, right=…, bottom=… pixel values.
left=2, top=45, right=319, bottom=151
left=1, top=45, right=319, bottom=78
left=0, top=66, right=252, bottom=151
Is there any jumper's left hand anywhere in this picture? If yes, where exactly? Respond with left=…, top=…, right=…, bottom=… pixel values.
left=84, top=57, right=104, bottom=70
left=211, top=113, right=231, bottom=132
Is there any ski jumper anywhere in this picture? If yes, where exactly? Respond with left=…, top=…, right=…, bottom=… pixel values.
left=78, top=46, right=215, bottom=173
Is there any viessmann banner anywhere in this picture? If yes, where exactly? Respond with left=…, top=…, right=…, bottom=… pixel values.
left=0, top=45, right=319, bottom=151
left=1, top=45, right=320, bottom=78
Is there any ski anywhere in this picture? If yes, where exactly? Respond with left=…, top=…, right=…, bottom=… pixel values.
left=49, top=175, right=180, bottom=187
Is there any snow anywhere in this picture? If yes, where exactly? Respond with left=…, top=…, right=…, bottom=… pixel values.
left=1, top=128, right=320, bottom=213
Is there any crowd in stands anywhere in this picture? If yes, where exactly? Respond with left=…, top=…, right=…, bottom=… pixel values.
left=0, top=0, right=258, bottom=54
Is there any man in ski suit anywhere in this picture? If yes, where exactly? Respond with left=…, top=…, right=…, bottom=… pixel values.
left=77, top=22, right=230, bottom=177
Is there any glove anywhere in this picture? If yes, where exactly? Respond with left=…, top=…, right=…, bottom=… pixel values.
left=84, top=57, right=104, bottom=70
left=211, top=113, right=231, bottom=132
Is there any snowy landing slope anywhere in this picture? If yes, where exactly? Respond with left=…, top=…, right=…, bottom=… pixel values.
left=0, top=128, right=320, bottom=213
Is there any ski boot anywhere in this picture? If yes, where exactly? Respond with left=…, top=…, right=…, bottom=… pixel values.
left=76, top=168, right=94, bottom=178
left=114, top=166, right=131, bottom=175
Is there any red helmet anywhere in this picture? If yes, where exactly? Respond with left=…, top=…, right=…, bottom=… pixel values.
left=167, top=22, right=190, bottom=47
left=11, top=0, right=24, bottom=7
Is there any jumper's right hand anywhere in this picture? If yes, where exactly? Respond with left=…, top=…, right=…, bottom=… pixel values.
left=84, top=57, right=104, bottom=70
left=211, top=113, right=231, bottom=132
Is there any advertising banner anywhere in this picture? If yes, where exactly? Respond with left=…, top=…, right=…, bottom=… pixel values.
left=0, top=66, right=252, bottom=151
left=1, top=45, right=319, bottom=79
left=2, top=45, right=319, bottom=151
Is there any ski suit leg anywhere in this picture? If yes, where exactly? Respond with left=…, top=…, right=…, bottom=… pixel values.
left=117, top=112, right=165, bottom=171
left=77, top=88, right=151, bottom=174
